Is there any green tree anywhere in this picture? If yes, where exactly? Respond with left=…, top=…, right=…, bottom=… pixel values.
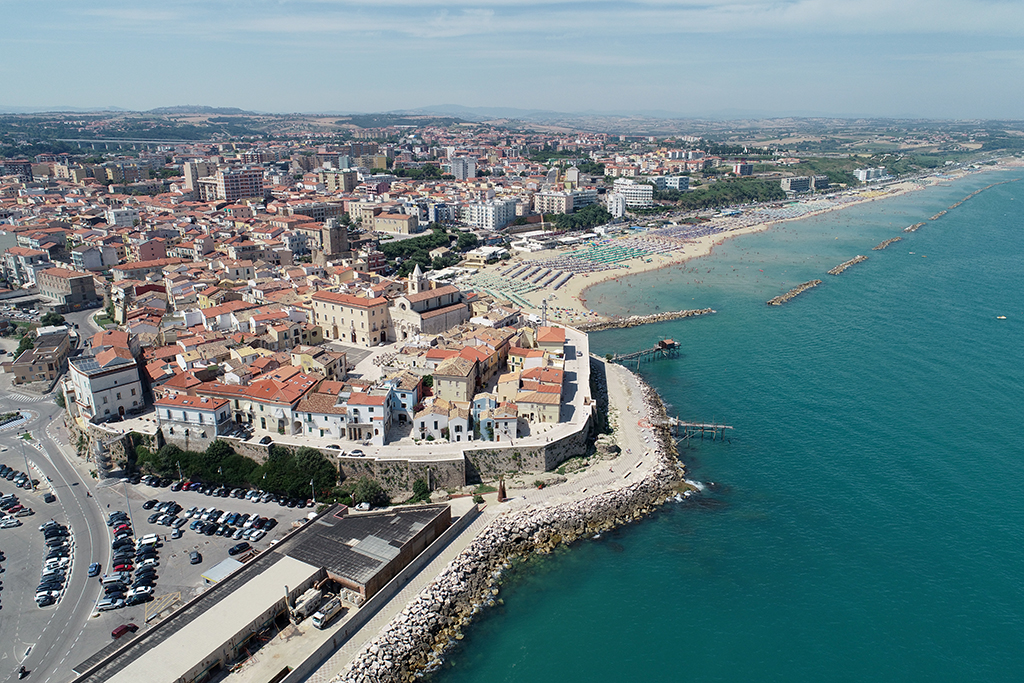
left=456, top=232, right=479, bottom=252
left=40, top=312, right=65, bottom=326
left=349, top=477, right=390, bottom=507
left=15, top=333, right=34, bottom=357
left=410, top=478, right=430, bottom=503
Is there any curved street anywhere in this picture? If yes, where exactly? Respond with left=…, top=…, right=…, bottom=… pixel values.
left=0, top=308, right=108, bottom=683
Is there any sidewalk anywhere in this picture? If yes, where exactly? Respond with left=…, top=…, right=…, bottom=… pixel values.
left=298, top=357, right=666, bottom=682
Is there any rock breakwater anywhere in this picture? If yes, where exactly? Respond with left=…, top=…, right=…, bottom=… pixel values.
left=767, top=280, right=822, bottom=306
left=827, top=255, right=868, bottom=275
left=577, top=308, right=715, bottom=332
left=872, top=237, right=902, bottom=250
left=333, top=377, right=685, bottom=683
left=904, top=222, right=926, bottom=233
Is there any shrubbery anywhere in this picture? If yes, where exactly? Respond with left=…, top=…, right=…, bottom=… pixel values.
left=135, top=438, right=340, bottom=500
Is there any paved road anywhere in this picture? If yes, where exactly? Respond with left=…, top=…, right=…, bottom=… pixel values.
left=0, top=394, right=108, bottom=683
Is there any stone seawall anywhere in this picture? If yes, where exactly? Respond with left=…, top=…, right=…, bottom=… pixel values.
left=332, top=378, right=685, bottom=683
left=576, top=308, right=715, bottom=332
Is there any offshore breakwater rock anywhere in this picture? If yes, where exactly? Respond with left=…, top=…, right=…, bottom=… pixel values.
left=576, top=308, right=715, bottom=333
left=767, top=280, right=822, bottom=306
left=827, top=255, right=868, bottom=276
left=334, top=379, right=685, bottom=683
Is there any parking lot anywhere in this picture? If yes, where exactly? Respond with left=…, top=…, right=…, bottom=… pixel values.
left=84, top=478, right=305, bottom=625
left=0, top=476, right=74, bottom=673
left=2, top=462, right=315, bottom=678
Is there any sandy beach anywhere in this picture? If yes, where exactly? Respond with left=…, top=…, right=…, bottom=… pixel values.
left=471, top=162, right=1022, bottom=324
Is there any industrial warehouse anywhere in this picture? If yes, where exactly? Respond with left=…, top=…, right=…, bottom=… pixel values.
left=71, top=503, right=454, bottom=683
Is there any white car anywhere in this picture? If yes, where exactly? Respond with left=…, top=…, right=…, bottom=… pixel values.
left=127, top=585, right=153, bottom=599
left=249, top=529, right=266, bottom=542
left=1, top=517, right=21, bottom=528
left=138, top=557, right=159, bottom=568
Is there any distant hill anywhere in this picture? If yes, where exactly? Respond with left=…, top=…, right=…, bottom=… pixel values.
left=336, top=112, right=468, bottom=128
left=147, top=105, right=256, bottom=115
left=400, top=104, right=567, bottom=122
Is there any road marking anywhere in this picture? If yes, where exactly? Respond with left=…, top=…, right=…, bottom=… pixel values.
left=4, top=410, right=104, bottom=680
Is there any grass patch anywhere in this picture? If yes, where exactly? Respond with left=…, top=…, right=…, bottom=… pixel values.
left=473, top=484, right=497, bottom=495
left=20, top=432, right=33, bottom=440
left=93, top=313, right=115, bottom=327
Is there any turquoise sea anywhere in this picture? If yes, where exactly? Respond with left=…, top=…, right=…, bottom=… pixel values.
left=438, top=169, right=1024, bottom=683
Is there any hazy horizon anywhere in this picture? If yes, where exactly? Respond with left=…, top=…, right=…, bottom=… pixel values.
left=4, top=1, right=1023, bottom=119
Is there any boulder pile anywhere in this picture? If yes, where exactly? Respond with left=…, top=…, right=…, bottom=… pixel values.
left=334, top=376, right=684, bottom=683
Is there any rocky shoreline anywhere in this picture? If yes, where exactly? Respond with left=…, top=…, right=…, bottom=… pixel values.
left=333, top=376, right=686, bottom=683
left=576, top=308, right=715, bottom=332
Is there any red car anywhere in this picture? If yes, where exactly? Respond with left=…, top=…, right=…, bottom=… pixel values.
left=113, top=563, right=133, bottom=573
left=113, top=524, right=132, bottom=534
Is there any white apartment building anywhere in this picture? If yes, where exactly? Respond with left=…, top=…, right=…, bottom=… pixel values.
left=155, top=394, right=233, bottom=439
left=854, top=167, right=887, bottom=182
left=105, top=207, right=141, bottom=228
left=68, top=348, right=143, bottom=423
left=461, top=198, right=517, bottom=230
left=606, top=193, right=627, bottom=218
left=612, top=178, right=654, bottom=207
left=451, top=157, right=476, bottom=180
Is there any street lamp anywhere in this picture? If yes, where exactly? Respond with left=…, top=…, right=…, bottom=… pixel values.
left=176, top=461, right=182, bottom=482
left=310, top=478, right=316, bottom=506
left=20, top=435, right=34, bottom=491
left=122, top=481, right=135, bottom=534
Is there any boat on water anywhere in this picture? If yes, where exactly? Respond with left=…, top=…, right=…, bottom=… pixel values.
left=997, top=316, right=1007, bottom=320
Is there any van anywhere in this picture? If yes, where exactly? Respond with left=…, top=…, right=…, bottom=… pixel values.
left=136, top=534, right=160, bottom=547
left=102, top=575, right=126, bottom=587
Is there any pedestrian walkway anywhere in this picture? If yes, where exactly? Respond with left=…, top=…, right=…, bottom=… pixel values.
left=6, top=391, right=47, bottom=403
left=302, top=508, right=499, bottom=683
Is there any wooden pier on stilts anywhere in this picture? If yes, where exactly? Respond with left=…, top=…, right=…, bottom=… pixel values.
left=610, top=339, right=680, bottom=369
left=652, top=417, right=734, bottom=443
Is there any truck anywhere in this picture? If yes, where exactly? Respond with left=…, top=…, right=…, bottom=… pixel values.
left=311, top=597, right=343, bottom=629
left=290, top=588, right=322, bottom=622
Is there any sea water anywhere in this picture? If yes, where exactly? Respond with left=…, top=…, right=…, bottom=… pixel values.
left=437, top=170, right=1024, bottom=683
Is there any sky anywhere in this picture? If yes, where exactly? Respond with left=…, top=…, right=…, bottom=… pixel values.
left=2, top=0, right=1023, bottom=119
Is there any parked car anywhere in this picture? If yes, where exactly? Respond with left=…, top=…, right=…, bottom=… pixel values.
left=111, top=623, right=138, bottom=639
left=97, top=597, right=125, bottom=611
left=189, top=551, right=202, bottom=565
left=228, top=542, right=251, bottom=556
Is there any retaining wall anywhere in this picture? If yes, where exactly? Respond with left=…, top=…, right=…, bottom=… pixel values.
left=333, top=376, right=683, bottom=683
left=279, top=503, right=482, bottom=683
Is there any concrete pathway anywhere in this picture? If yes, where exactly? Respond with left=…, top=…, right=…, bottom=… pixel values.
left=299, top=357, right=672, bottom=682
left=302, top=507, right=500, bottom=683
